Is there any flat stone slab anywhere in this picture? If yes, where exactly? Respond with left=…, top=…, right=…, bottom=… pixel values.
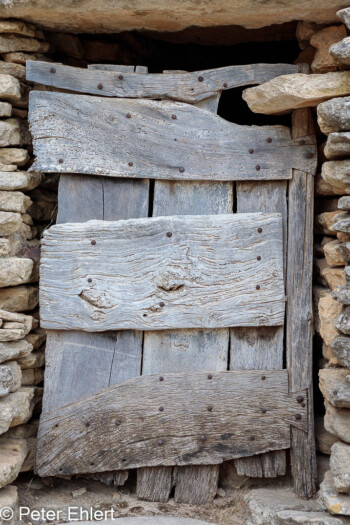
left=67, top=520, right=214, bottom=525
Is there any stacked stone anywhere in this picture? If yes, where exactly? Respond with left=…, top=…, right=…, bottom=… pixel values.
left=0, top=20, right=51, bottom=521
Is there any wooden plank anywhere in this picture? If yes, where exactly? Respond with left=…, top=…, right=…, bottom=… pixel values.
left=231, top=180, right=287, bottom=478
left=39, top=213, right=285, bottom=331
left=173, top=465, right=219, bottom=505
left=28, top=91, right=317, bottom=181
left=26, top=61, right=299, bottom=103
left=136, top=467, right=173, bottom=503
left=287, top=105, right=317, bottom=498
left=35, top=369, right=308, bottom=477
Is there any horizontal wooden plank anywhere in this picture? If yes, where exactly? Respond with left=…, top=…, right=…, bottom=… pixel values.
left=28, top=91, right=316, bottom=181
left=26, top=61, right=299, bottom=103
left=39, top=213, right=285, bottom=331
left=35, top=370, right=308, bottom=476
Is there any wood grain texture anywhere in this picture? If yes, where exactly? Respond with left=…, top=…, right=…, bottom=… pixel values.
left=39, top=214, right=285, bottom=331
left=287, top=102, right=317, bottom=499
left=28, top=91, right=317, bottom=180
left=173, top=465, right=219, bottom=504
left=35, top=370, right=308, bottom=477
left=231, top=180, right=287, bottom=478
left=26, top=61, right=298, bottom=103
left=136, top=467, right=173, bottom=503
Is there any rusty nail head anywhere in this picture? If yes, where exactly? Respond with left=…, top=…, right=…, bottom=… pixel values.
left=128, top=161, right=133, bottom=167
left=159, top=376, right=164, bottom=382
left=179, top=167, right=185, bottom=173
left=126, top=113, right=131, bottom=118
left=200, top=435, right=206, bottom=441
left=119, top=74, right=124, bottom=80
left=98, top=83, right=103, bottom=90
left=59, top=158, right=64, bottom=163
left=258, top=227, right=263, bottom=233
left=250, top=436, right=255, bottom=441
left=207, top=405, right=213, bottom=412
left=171, top=114, right=177, bottom=120
left=88, top=278, right=92, bottom=283
left=295, top=413, right=302, bottom=421
left=261, top=408, right=267, bottom=414
left=158, top=438, right=164, bottom=445
left=208, top=374, right=213, bottom=379
left=257, top=256, right=261, bottom=261
left=91, top=240, right=96, bottom=245
left=297, top=395, right=304, bottom=403
left=306, top=152, right=314, bottom=159
left=255, top=165, right=261, bottom=171
left=267, top=137, right=272, bottom=143
left=85, top=422, right=90, bottom=427
left=256, top=285, right=260, bottom=290
left=159, top=406, right=164, bottom=412
left=115, top=420, right=121, bottom=426
left=300, top=139, right=306, bottom=145
left=261, top=375, right=266, bottom=380
left=50, top=67, right=56, bottom=74
left=301, top=403, right=306, bottom=408
left=159, top=301, right=165, bottom=307
left=223, top=82, right=228, bottom=88
left=249, top=148, right=254, bottom=154
left=198, top=76, right=204, bottom=82
left=166, top=232, right=172, bottom=238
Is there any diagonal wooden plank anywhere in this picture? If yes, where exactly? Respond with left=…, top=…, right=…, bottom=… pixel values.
left=36, top=369, right=308, bottom=477
left=28, top=91, right=317, bottom=180
left=26, top=61, right=299, bottom=103
left=39, top=213, right=286, bottom=331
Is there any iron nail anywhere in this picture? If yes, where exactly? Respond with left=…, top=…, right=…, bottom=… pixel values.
left=301, top=403, right=306, bottom=408
left=159, top=376, right=164, bottom=382
left=50, top=67, right=56, bottom=74
left=200, top=435, right=207, bottom=441
left=255, top=165, right=261, bottom=171
left=118, top=74, right=124, bottom=80
left=166, top=232, right=172, bottom=238
left=295, top=414, right=302, bottom=421
left=59, top=158, right=64, bottom=163
left=207, top=405, right=213, bottom=412
left=261, top=375, right=266, bottom=380
left=158, top=438, right=164, bottom=445
left=159, top=302, right=165, bottom=307
left=258, top=228, right=263, bottom=233
left=267, top=137, right=272, bottom=143
left=208, top=374, right=213, bottom=379
left=297, top=395, right=304, bottom=403
left=306, top=152, right=314, bottom=159
left=261, top=408, right=267, bottom=414
left=198, top=76, right=204, bottom=82
left=98, top=83, right=103, bottom=90
left=223, top=83, right=228, bottom=88
left=126, top=113, right=131, bottom=118
left=179, top=167, right=185, bottom=173
left=115, top=420, right=121, bottom=426
left=300, top=139, right=306, bottom=145
left=91, top=240, right=96, bottom=245
left=249, top=436, right=255, bottom=441
left=256, top=285, right=260, bottom=290
left=128, top=161, right=133, bottom=167
left=159, top=406, right=164, bottom=412
left=249, top=148, right=254, bottom=154
left=88, top=278, right=92, bottom=283
left=257, top=256, right=261, bottom=261
left=171, top=114, right=177, bottom=120
left=85, top=422, right=90, bottom=427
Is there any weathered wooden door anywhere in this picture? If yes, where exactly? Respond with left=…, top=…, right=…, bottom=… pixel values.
left=27, top=61, right=317, bottom=503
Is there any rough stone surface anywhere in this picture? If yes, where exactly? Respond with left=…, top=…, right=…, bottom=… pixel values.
left=325, top=133, right=350, bottom=160
left=318, top=293, right=343, bottom=345
left=319, top=368, right=350, bottom=407
left=316, top=172, right=340, bottom=196
left=0, top=211, right=23, bottom=236
left=323, top=343, right=342, bottom=366
left=338, top=8, right=350, bottom=30
left=0, top=485, right=18, bottom=525
left=0, top=340, right=32, bottom=365
left=337, top=306, right=350, bottom=335
left=324, top=240, right=347, bottom=266
left=320, top=470, right=350, bottom=516
left=17, top=348, right=44, bottom=369
left=0, top=74, right=21, bottom=104
left=0, top=285, right=38, bottom=312
left=0, top=61, right=25, bottom=81
left=330, top=37, right=350, bottom=67
left=0, top=191, right=31, bottom=213
left=0, top=34, right=47, bottom=54
left=324, top=400, right=350, bottom=443
left=276, top=510, right=344, bottom=524
left=331, top=336, right=350, bottom=367
left=21, top=367, right=43, bottom=386
left=0, top=258, right=33, bottom=288
left=322, top=161, right=350, bottom=194
left=0, top=387, right=34, bottom=435
left=243, top=72, right=350, bottom=115
left=0, top=361, right=21, bottom=397
left=315, top=258, right=346, bottom=289
left=315, top=416, right=339, bottom=454
left=0, top=101, right=11, bottom=118
left=0, top=148, right=29, bottom=167
left=0, top=171, right=41, bottom=191
left=0, top=437, right=26, bottom=489
left=338, top=197, right=350, bottom=211
left=318, top=97, right=350, bottom=135
left=317, top=211, right=344, bottom=235
left=333, top=283, right=350, bottom=304
left=310, top=25, right=347, bottom=73
left=330, top=441, right=350, bottom=494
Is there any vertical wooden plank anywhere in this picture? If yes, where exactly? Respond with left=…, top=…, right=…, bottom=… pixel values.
left=43, top=64, right=150, bottom=486
left=232, top=180, right=287, bottom=478
left=136, top=91, right=232, bottom=505
left=287, top=103, right=317, bottom=498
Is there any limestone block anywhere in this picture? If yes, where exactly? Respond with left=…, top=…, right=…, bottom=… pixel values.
left=0, top=340, right=32, bottom=365
left=331, top=337, right=350, bottom=367
left=296, top=21, right=323, bottom=47
left=0, top=387, right=34, bottom=435
left=338, top=232, right=350, bottom=242
left=0, top=172, right=42, bottom=192
left=0, top=164, right=16, bottom=172
left=0, top=211, right=23, bottom=236
left=25, top=329, right=45, bottom=350
left=17, top=349, right=44, bottom=369
left=0, top=285, right=38, bottom=313
left=276, top=510, right=344, bottom=524
left=330, top=441, right=350, bottom=494
left=0, top=118, right=22, bottom=147
left=338, top=8, right=350, bottom=30
left=324, top=400, right=350, bottom=443
left=20, top=436, right=35, bottom=471
left=323, top=343, right=342, bottom=366
left=2, top=51, right=47, bottom=64
left=0, top=437, right=26, bottom=488
left=21, top=367, right=43, bottom=386
left=322, top=161, right=350, bottom=194
left=318, top=97, right=350, bottom=135
left=0, top=191, right=31, bottom=214
left=318, top=292, right=343, bottom=345
left=310, top=25, right=347, bottom=73
left=0, top=102, right=11, bottom=118
left=316, top=211, right=344, bottom=235
left=319, top=368, right=350, bottom=407
left=0, top=485, right=18, bottom=525
left=337, top=306, right=350, bottom=334
left=0, top=34, right=47, bottom=54
left=315, top=258, right=346, bottom=289
left=333, top=283, right=350, bottom=304
left=321, top=470, right=350, bottom=515
left=330, top=37, right=350, bottom=68
left=0, top=361, right=21, bottom=397
left=0, top=75, right=21, bottom=105
left=316, top=173, right=340, bottom=196
left=339, top=197, right=350, bottom=211
left=315, top=416, right=339, bottom=454
left=242, top=72, right=350, bottom=115
left=6, top=420, right=38, bottom=439
left=325, top=133, right=350, bottom=159
left=0, top=258, right=33, bottom=289
left=324, top=239, right=347, bottom=266
left=0, top=20, right=35, bottom=37
left=0, top=148, right=28, bottom=167
left=0, top=61, right=25, bottom=82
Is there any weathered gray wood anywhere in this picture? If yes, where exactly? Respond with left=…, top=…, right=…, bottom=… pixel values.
left=39, top=213, right=285, bottom=331
left=137, top=467, right=173, bottom=503
left=287, top=99, right=317, bottom=498
left=26, top=61, right=299, bottom=103
left=173, top=465, right=219, bottom=505
left=35, top=369, right=308, bottom=477
left=28, top=91, right=317, bottom=181
left=88, top=65, right=148, bottom=74
left=231, top=180, right=287, bottom=478
left=57, top=174, right=104, bottom=223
